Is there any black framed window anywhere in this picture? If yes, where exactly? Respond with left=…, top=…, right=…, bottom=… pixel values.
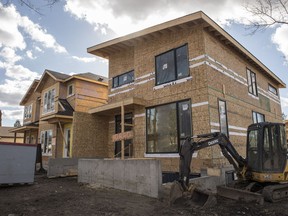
left=218, top=100, right=229, bottom=137
left=252, top=111, right=265, bottom=123
left=268, top=84, right=278, bottom=95
left=112, top=70, right=134, bottom=88
left=146, top=100, right=192, bottom=153
left=247, top=68, right=258, bottom=96
left=155, top=44, right=189, bottom=85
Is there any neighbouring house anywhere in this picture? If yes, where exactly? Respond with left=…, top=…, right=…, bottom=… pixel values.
left=0, top=110, right=24, bottom=143
left=80, top=11, right=286, bottom=173
left=11, top=70, right=108, bottom=166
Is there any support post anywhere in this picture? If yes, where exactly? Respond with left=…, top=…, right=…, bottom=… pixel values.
left=58, top=121, right=67, bottom=158
left=121, top=103, right=125, bottom=160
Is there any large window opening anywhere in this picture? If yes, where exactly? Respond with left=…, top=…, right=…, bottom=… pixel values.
left=218, top=100, right=229, bottom=137
left=114, top=113, right=133, bottom=157
left=43, top=89, right=55, bottom=114
left=155, top=44, right=189, bottom=85
left=146, top=100, right=192, bottom=153
left=24, top=104, right=32, bottom=119
left=41, top=130, right=52, bottom=155
left=247, top=68, right=258, bottom=96
left=112, top=70, right=134, bottom=88
left=252, top=111, right=265, bottom=123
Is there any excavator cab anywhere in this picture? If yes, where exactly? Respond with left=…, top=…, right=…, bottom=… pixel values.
left=247, top=122, right=287, bottom=178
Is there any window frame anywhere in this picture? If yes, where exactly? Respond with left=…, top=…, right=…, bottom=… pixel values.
left=145, top=99, right=192, bottom=154
left=24, top=104, right=33, bottom=119
left=112, top=70, right=134, bottom=88
left=43, top=88, right=55, bottom=114
left=155, top=44, right=189, bottom=86
left=252, top=111, right=265, bottom=123
left=67, top=84, right=74, bottom=97
left=218, top=99, right=229, bottom=137
left=268, top=84, right=278, bottom=96
left=247, top=68, right=258, bottom=96
left=40, top=129, right=53, bottom=156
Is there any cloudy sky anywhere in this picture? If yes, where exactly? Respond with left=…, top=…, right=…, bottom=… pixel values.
left=0, top=0, right=288, bottom=126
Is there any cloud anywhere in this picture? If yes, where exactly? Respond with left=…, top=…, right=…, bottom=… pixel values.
left=272, top=25, right=288, bottom=62
left=64, top=0, right=252, bottom=36
left=1, top=109, right=23, bottom=122
left=72, top=55, right=108, bottom=63
left=20, top=16, right=67, bottom=53
left=64, top=0, right=288, bottom=66
left=281, top=96, right=288, bottom=109
left=0, top=4, right=26, bottom=50
left=0, top=47, right=22, bottom=65
left=26, top=50, right=36, bottom=59
left=0, top=3, right=67, bottom=53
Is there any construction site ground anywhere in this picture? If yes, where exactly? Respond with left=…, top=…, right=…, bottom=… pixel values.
left=1, top=174, right=288, bottom=216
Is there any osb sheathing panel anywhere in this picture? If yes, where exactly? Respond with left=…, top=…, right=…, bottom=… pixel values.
left=74, top=80, right=108, bottom=112
left=72, top=112, right=109, bottom=158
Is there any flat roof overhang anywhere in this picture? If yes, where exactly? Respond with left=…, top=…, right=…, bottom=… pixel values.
left=89, top=97, right=146, bottom=115
left=87, top=11, right=285, bottom=89
left=40, top=115, right=73, bottom=124
left=9, top=125, right=38, bottom=133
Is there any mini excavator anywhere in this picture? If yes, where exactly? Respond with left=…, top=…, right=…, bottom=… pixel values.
left=170, top=122, right=288, bottom=206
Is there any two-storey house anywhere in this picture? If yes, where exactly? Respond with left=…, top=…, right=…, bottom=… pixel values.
left=12, top=70, right=108, bottom=165
left=79, top=11, right=285, bottom=172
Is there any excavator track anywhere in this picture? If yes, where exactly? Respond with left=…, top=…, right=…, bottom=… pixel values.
left=262, top=184, right=288, bottom=202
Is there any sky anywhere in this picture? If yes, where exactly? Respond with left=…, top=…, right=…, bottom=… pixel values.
left=0, top=0, right=288, bottom=126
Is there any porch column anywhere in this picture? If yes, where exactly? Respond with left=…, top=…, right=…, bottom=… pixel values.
left=121, top=103, right=125, bottom=160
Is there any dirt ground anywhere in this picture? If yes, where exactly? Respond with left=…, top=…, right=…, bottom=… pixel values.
left=1, top=174, right=288, bottom=216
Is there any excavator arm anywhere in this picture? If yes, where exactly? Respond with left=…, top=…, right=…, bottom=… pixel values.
left=179, top=132, right=247, bottom=190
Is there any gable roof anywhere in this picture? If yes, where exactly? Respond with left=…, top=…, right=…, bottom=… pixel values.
left=87, top=11, right=285, bottom=88
left=20, top=79, right=40, bottom=105
left=0, top=127, right=24, bottom=138
left=35, top=70, right=108, bottom=92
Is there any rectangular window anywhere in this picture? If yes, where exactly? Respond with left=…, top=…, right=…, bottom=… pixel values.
left=24, top=104, right=32, bottom=119
left=146, top=100, right=192, bottom=153
left=43, top=89, right=55, bottom=114
left=155, top=44, right=189, bottom=85
left=268, top=84, right=278, bottom=95
left=41, top=130, right=52, bottom=155
left=112, top=70, right=134, bottom=88
left=247, top=68, right=258, bottom=96
left=252, top=111, right=265, bottom=123
left=218, top=100, right=229, bottom=136
left=67, top=84, right=74, bottom=96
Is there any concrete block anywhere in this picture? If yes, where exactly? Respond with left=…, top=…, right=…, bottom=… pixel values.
left=47, top=158, right=78, bottom=178
left=78, top=158, right=162, bottom=198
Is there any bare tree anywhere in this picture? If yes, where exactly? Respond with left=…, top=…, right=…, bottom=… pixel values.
left=2, top=0, right=60, bottom=15
left=245, top=0, right=288, bottom=33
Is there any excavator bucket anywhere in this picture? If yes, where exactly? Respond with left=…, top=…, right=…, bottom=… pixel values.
left=169, top=181, right=217, bottom=208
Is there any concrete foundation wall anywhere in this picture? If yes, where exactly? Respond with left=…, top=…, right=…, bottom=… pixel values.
left=47, top=158, right=78, bottom=178
left=78, top=159, right=162, bottom=198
